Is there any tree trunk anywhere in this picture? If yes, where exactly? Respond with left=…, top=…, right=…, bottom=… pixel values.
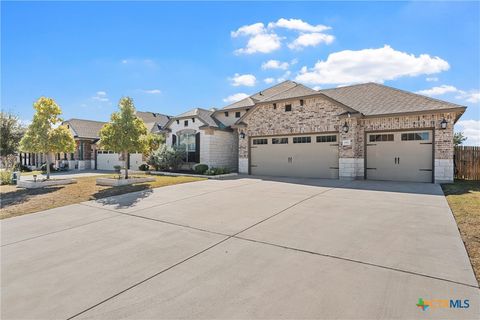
left=124, top=151, right=128, bottom=179
left=45, top=152, right=51, bottom=180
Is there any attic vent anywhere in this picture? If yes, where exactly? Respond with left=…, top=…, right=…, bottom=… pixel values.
left=152, top=113, right=156, bottom=117
left=259, top=91, right=263, bottom=96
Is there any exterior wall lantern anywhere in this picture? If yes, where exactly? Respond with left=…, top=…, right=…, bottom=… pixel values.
left=440, top=118, right=448, bottom=129
left=342, top=121, right=349, bottom=133
left=240, top=132, right=246, bottom=139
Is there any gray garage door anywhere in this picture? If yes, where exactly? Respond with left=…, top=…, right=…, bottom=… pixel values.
left=366, top=130, right=433, bottom=183
left=250, top=133, right=339, bottom=179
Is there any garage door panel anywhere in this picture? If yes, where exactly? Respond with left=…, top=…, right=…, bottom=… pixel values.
left=366, top=130, right=432, bottom=183
left=251, top=134, right=339, bottom=179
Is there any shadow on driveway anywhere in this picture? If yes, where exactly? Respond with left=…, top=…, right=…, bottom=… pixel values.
left=93, top=186, right=154, bottom=209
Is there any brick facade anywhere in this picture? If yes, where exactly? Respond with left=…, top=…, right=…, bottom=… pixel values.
left=237, top=95, right=459, bottom=182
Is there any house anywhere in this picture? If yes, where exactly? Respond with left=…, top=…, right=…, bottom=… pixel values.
left=19, top=111, right=170, bottom=171
left=19, top=81, right=465, bottom=183
left=166, top=80, right=465, bottom=183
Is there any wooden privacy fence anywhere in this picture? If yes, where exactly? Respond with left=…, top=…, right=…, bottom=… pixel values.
left=454, top=146, right=480, bottom=180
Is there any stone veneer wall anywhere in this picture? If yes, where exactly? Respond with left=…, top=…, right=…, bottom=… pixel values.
left=200, top=129, right=238, bottom=171
left=239, top=94, right=458, bottom=182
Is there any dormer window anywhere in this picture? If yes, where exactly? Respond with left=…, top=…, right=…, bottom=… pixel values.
left=273, top=103, right=276, bottom=109
left=246, top=108, right=250, bottom=112
left=300, top=99, right=304, bottom=106
left=235, top=111, right=241, bottom=118
left=224, top=111, right=229, bottom=117
left=192, top=118, right=195, bottom=123
left=176, top=120, right=179, bottom=124
left=184, top=120, right=188, bottom=127
left=285, top=104, right=292, bottom=112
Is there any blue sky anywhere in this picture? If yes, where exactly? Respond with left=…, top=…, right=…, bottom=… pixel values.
left=2, top=1, right=479, bottom=144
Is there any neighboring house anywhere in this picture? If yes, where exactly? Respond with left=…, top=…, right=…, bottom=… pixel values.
left=19, top=111, right=170, bottom=171
left=17, top=80, right=465, bottom=183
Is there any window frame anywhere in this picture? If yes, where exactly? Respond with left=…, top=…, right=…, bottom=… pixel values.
left=235, top=111, right=241, bottom=118
left=252, top=138, right=268, bottom=145
left=285, top=104, right=292, bottom=112
left=272, top=137, right=288, bottom=144
left=369, top=134, right=394, bottom=142
left=316, top=135, right=337, bottom=143
left=293, top=136, right=311, bottom=144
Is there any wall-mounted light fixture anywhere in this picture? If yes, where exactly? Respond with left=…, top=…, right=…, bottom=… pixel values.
left=440, top=118, right=448, bottom=129
left=342, top=121, right=349, bottom=133
left=240, top=132, right=246, bottom=139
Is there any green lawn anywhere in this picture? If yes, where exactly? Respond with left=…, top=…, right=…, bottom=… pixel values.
left=0, top=174, right=205, bottom=219
left=442, top=180, right=480, bottom=285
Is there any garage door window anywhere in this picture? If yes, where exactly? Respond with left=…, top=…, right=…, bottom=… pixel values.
left=293, top=136, right=311, bottom=144
left=317, top=135, right=337, bottom=143
left=253, top=138, right=268, bottom=145
left=401, top=132, right=429, bottom=141
left=272, top=138, right=288, bottom=144
left=369, top=134, right=394, bottom=142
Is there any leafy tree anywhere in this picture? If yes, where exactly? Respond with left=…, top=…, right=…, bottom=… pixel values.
left=19, top=97, right=76, bottom=179
left=148, top=145, right=185, bottom=171
left=454, top=132, right=467, bottom=146
left=0, top=112, right=26, bottom=157
left=99, top=97, right=148, bottom=179
left=143, top=133, right=165, bottom=157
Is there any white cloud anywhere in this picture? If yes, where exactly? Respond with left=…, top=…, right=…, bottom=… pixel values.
left=312, top=86, right=321, bottom=90
left=223, top=93, right=250, bottom=103
left=456, top=120, right=480, bottom=146
left=264, top=77, right=275, bottom=84
left=276, top=71, right=292, bottom=83
left=295, top=45, right=450, bottom=85
left=288, top=33, right=335, bottom=50
left=416, top=85, right=459, bottom=96
left=229, top=73, right=256, bottom=87
left=234, top=33, right=281, bottom=54
left=456, top=90, right=480, bottom=103
left=268, top=18, right=331, bottom=33
left=142, top=89, right=162, bottom=94
left=262, top=59, right=290, bottom=70
left=92, top=91, right=109, bottom=102
left=231, top=22, right=266, bottom=37
left=426, top=77, right=438, bottom=82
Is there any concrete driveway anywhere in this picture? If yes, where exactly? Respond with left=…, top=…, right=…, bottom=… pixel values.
left=1, top=177, right=479, bottom=319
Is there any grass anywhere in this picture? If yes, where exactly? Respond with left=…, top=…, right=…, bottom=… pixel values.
left=0, top=174, right=205, bottom=219
left=442, top=180, right=480, bottom=285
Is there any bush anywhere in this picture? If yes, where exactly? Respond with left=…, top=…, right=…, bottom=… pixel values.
left=113, top=165, right=122, bottom=173
left=0, top=170, right=13, bottom=185
left=14, top=163, right=32, bottom=172
left=194, top=164, right=208, bottom=174
left=41, top=163, right=55, bottom=173
left=148, top=145, right=185, bottom=171
left=139, top=163, right=150, bottom=171
left=204, top=167, right=230, bottom=176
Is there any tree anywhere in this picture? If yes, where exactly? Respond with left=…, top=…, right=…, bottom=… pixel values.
left=143, top=133, right=165, bottom=157
left=454, top=132, right=467, bottom=146
left=0, top=112, right=26, bottom=157
left=99, top=97, right=148, bottom=179
left=19, top=97, right=76, bottom=179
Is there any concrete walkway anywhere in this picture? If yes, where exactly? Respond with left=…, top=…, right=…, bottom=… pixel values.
left=1, top=177, right=478, bottom=319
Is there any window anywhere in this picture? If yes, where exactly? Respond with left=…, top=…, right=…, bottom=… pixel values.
left=224, top=111, right=229, bottom=117
left=285, top=104, right=292, bottom=112
left=253, top=138, right=268, bottom=145
left=317, top=135, right=337, bottom=143
left=300, top=99, right=304, bottom=106
left=273, top=103, right=277, bottom=109
left=246, top=108, right=250, bottom=112
left=401, top=132, right=429, bottom=141
left=178, top=132, right=196, bottom=162
left=272, top=138, right=288, bottom=144
left=235, top=111, right=241, bottom=118
left=293, top=136, right=311, bottom=144
left=176, top=120, right=179, bottom=124
left=369, top=134, right=394, bottom=142
left=192, top=118, right=195, bottom=123
left=184, top=120, right=188, bottom=127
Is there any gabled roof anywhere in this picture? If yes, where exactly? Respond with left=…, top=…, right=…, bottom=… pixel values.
left=221, top=80, right=298, bottom=110
left=169, top=108, right=225, bottom=128
left=259, top=83, right=317, bottom=102
left=136, top=111, right=170, bottom=127
left=64, top=119, right=106, bottom=139
left=320, top=82, right=466, bottom=116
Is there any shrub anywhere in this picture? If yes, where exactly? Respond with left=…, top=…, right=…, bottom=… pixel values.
left=148, top=145, right=185, bottom=171
left=194, top=164, right=208, bottom=174
left=204, top=167, right=230, bottom=176
left=14, top=163, right=32, bottom=172
left=139, top=163, right=150, bottom=171
left=113, top=165, right=122, bottom=173
left=0, top=170, right=12, bottom=185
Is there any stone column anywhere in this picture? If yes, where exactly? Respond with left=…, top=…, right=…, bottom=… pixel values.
left=434, top=115, right=455, bottom=183
left=338, top=117, right=364, bottom=180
